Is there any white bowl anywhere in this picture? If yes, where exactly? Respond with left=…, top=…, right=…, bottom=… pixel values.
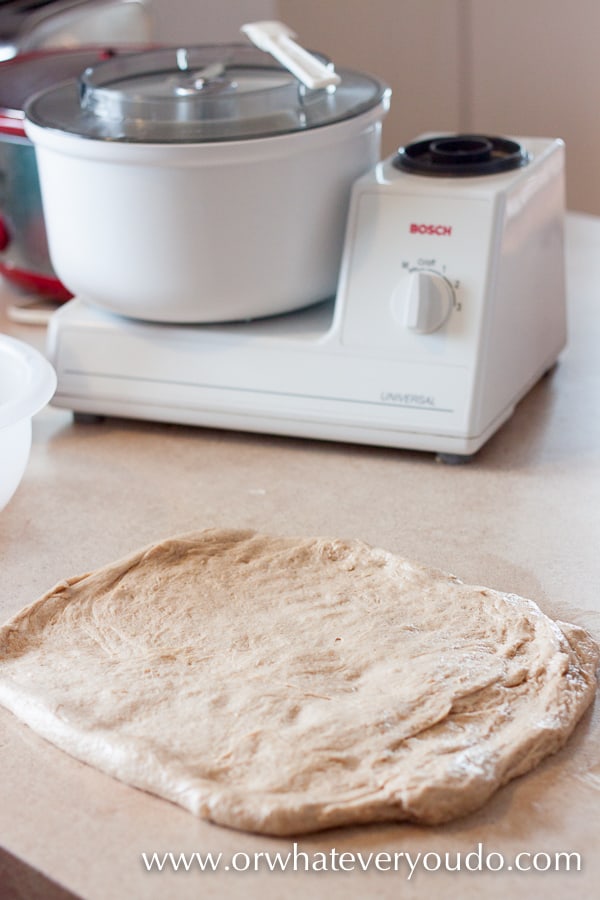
left=0, top=334, right=57, bottom=511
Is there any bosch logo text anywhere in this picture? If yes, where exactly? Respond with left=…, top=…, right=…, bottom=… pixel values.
left=410, top=223, right=452, bottom=236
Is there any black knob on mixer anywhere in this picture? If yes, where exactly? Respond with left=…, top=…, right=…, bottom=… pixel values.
left=429, top=136, right=494, bottom=166
left=393, top=134, right=529, bottom=176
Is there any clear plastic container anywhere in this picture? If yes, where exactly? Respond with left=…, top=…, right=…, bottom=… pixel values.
left=0, top=334, right=56, bottom=510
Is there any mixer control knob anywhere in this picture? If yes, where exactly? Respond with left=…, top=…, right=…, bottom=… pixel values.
left=400, top=270, right=454, bottom=333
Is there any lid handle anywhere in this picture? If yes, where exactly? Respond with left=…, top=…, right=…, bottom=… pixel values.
left=241, top=21, right=341, bottom=90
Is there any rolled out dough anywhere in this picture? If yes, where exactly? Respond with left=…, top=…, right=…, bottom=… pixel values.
left=0, top=529, right=597, bottom=835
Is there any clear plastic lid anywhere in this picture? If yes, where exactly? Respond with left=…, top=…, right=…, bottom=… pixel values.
left=25, top=44, right=389, bottom=142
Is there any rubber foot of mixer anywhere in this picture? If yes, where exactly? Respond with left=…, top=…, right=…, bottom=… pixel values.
left=435, top=452, right=475, bottom=465
left=73, top=412, right=105, bottom=425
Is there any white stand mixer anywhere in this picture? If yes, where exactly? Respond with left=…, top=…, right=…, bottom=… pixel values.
left=46, top=134, right=567, bottom=463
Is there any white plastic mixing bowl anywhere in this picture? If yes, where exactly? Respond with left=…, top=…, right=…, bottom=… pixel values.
left=0, top=334, right=56, bottom=510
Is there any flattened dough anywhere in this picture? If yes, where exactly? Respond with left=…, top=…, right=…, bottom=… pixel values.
left=0, top=529, right=597, bottom=835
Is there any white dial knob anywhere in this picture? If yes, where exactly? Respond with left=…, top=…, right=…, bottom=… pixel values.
left=397, top=270, right=454, bottom=334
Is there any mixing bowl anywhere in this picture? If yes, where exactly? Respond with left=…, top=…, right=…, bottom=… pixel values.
left=24, top=43, right=390, bottom=323
left=0, top=333, right=56, bottom=510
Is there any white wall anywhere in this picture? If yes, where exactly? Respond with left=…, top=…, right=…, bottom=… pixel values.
left=463, top=0, right=600, bottom=215
left=149, top=0, right=276, bottom=44
left=149, top=0, right=600, bottom=213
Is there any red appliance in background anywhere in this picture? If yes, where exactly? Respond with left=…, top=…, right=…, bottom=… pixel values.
left=0, top=0, right=152, bottom=316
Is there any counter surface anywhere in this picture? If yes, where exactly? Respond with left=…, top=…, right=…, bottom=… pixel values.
left=1, top=214, right=599, bottom=899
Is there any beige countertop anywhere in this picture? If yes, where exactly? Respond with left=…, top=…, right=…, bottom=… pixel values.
left=1, top=212, right=599, bottom=899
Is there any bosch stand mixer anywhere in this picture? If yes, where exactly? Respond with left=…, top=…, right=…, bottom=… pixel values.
left=22, top=33, right=567, bottom=462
